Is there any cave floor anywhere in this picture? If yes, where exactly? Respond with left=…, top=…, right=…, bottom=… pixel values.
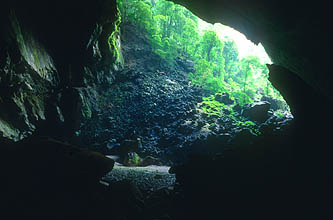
left=102, top=164, right=176, bottom=197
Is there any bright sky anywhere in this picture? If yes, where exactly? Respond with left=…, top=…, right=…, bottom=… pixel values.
left=198, top=19, right=272, bottom=64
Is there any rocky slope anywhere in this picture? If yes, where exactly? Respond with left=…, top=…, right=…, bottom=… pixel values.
left=76, top=23, right=293, bottom=165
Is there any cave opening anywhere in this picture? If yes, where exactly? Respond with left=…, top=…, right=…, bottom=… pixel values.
left=95, top=0, right=293, bottom=197
left=3, top=0, right=332, bottom=219
left=89, top=0, right=292, bottom=164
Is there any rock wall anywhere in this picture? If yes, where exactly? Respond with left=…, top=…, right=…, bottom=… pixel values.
left=0, top=0, right=118, bottom=141
left=0, top=12, right=58, bottom=141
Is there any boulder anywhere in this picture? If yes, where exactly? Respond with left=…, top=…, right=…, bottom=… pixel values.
left=215, top=93, right=234, bottom=105
left=242, top=101, right=270, bottom=123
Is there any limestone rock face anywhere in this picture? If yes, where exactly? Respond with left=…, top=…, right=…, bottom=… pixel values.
left=0, top=13, right=58, bottom=141
left=0, top=1, right=117, bottom=142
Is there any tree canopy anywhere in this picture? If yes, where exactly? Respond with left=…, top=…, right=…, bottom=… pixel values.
left=116, top=0, right=288, bottom=110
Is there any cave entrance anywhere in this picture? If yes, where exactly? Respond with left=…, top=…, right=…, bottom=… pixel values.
left=96, top=0, right=293, bottom=192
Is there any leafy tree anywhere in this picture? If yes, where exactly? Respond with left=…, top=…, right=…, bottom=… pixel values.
left=200, top=30, right=223, bottom=62
left=190, top=59, right=213, bottom=85
left=154, top=0, right=174, bottom=38
left=222, top=39, right=240, bottom=81
left=116, top=0, right=288, bottom=112
left=194, top=30, right=226, bottom=88
left=240, top=56, right=261, bottom=95
left=134, top=1, right=154, bottom=32
left=190, top=59, right=224, bottom=93
left=181, top=18, right=199, bottom=56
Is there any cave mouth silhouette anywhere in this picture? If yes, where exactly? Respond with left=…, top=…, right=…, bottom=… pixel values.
left=2, top=1, right=332, bottom=219
left=97, top=0, right=293, bottom=167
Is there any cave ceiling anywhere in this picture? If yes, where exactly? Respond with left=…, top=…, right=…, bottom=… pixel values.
left=173, top=0, right=333, bottom=101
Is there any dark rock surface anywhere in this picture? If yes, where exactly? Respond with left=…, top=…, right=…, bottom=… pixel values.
left=0, top=136, right=115, bottom=219
left=0, top=13, right=58, bottom=141
left=261, top=95, right=286, bottom=111
left=242, top=101, right=270, bottom=123
left=0, top=0, right=118, bottom=143
left=167, top=64, right=333, bottom=220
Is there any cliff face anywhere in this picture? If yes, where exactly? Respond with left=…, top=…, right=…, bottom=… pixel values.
left=0, top=12, right=58, bottom=141
left=0, top=0, right=117, bottom=141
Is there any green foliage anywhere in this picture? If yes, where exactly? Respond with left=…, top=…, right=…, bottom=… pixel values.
left=117, top=0, right=289, bottom=124
left=116, top=0, right=286, bottom=105
left=127, top=152, right=143, bottom=166
left=199, top=94, right=261, bottom=135
left=200, top=31, right=224, bottom=62
left=235, top=120, right=261, bottom=136
left=235, top=120, right=255, bottom=129
left=223, top=39, right=239, bottom=81
left=118, top=0, right=201, bottom=64
left=230, top=91, right=253, bottom=106
left=108, top=7, right=122, bottom=61
left=201, top=95, right=225, bottom=116
left=274, top=110, right=285, bottom=118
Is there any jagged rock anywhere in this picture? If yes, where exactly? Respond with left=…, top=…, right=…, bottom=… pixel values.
left=259, top=113, right=294, bottom=135
left=261, top=96, right=285, bottom=111
left=242, top=101, right=270, bottom=123
left=58, top=87, right=97, bottom=139
left=0, top=44, right=57, bottom=141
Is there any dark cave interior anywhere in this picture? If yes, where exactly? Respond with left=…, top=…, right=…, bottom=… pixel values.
left=1, top=0, right=333, bottom=219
